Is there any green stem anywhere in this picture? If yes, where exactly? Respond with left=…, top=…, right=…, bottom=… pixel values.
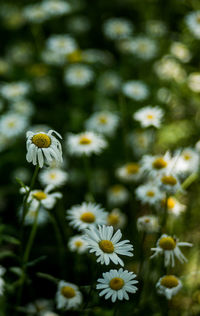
left=161, top=193, right=169, bottom=232
left=83, top=156, right=94, bottom=202
left=175, top=172, right=198, bottom=199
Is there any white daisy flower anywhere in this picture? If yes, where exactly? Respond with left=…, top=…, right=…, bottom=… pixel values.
left=185, top=11, right=200, bottom=39
left=116, top=162, right=142, bottom=182
left=39, top=168, right=68, bottom=188
left=26, top=298, right=52, bottom=315
left=10, top=99, right=35, bottom=117
left=96, top=71, right=121, bottom=95
left=133, top=106, right=164, bottom=128
left=122, top=80, right=149, bottom=101
left=84, top=225, right=133, bottom=266
left=156, top=275, right=182, bottom=300
left=158, top=173, right=180, bottom=194
left=26, top=129, right=63, bottom=168
left=85, top=111, right=119, bottom=136
left=151, top=234, right=193, bottom=267
left=154, top=56, right=186, bottom=83
left=145, top=20, right=167, bottom=37
left=135, top=183, right=162, bottom=205
left=141, top=152, right=172, bottom=177
left=66, top=131, right=107, bottom=156
left=66, top=202, right=107, bottom=231
left=103, top=18, right=133, bottom=40
left=122, top=36, right=157, bottom=60
left=107, top=208, right=127, bottom=229
left=107, top=184, right=129, bottom=205
left=137, top=215, right=159, bottom=233
left=22, top=203, right=49, bottom=225
left=188, top=72, right=200, bottom=92
left=0, top=112, right=28, bottom=138
left=96, top=268, right=138, bottom=302
left=42, top=0, right=71, bottom=17
left=42, top=49, right=66, bottom=66
left=46, top=34, right=77, bottom=55
left=1, top=82, right=30, bottom=100
left=159, top=196, right=186, bottom=216
left=64, top=64, right=94, bottom=87
left=128, top=130, right=153, bottom=157
left=56, top=281, right=82, bottom=310
left=170, top=42, right=191, bottom=63
left=23, top=4, right=48, bottom=23
left=68, top=235, right=88, bottom=254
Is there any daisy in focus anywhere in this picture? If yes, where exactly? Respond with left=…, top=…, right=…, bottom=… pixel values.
left=66, top=131, right=107, bottom=156
left=56, top=281, right=82, bottom=310
left=151, top=234, right=193, bottom=267
left=133, top=106, right=164, bottom=128
left=141, top=152, right=172, bottom=176
left=96, top=268, right=138, bottom=302
left=122, top=80, right=149, bottom=101
left=85, top=111, right=119, bottom=136
left=84, top=225, right=133, bottom=266
left=156, top=275, right=182, bottom=300
left=68, top=235, right=88, bottom=254
left=66, top=202, right=107, bottom=231
left=26, top=129, right=63, bottom=168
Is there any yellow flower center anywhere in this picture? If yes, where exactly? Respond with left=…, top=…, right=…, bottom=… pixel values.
left=32, top=191, right=47, bottom=201
left=183, top=154, right=191, bottom=160
left=61, top=286, right=76, bottom=298
left=79, top=136, right=92, bottom=145
left=161, top=175, right=177, bottom=186
left=126, top=163, right=140, bottom=174
left=161, top=275, right=179, bottom=288
left=98, top=116, right=108, bottom=124
left=109, top=277, right=124, bottom=290
left=159, top=236, right=176, bottom=250
left=32, top=133, right=51, bottom=148
left=111, top=185, right=123, bottom=194
left=67, top=50, right=82, bottom=63
left=50, top=173, right=56, bottom=179
left=75, top=240, right=83, bottom=247
left=146, top=190, right=155, bottom=197
left=107, top=213, right=119, bottom=225
left=147, top=114, right=154, bottom=119
left=80, top=212, right=95, bottom=223
left=144, top=218, right=150, bottom=223
left=8, top=120, right=16, bottom=128
left=152, top=157, right=167, bottom=169
left=99, top=240, right=114, bottom=253
left=161, top=197, right=175, bottom=209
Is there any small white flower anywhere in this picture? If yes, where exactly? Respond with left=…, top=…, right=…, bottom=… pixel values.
left=1, top=82, right=30, bottom=100
left=66, top=202, right=107, bottom=231
left=122, top=80, right=149, bottom=101
left=46, top=34, right=77, bottom=55
left=116, top=162, right=142, bottom=182
left=188, top=72, right=200, bottom=92
left=103, top=18, right=133, bottom=40
left=85, top=111, right=119, bottom=136
left=39, top=168, right=68, bottom=188
left=135, top=183, right=162, bottom=205
left=137, top=215, right=159, bottom=233
left=159, top=196, right=186, bottom=216
left=84, top=225, right=133, bottom=266
left=66, top=131, right=107, bottom=156
left=133, top=106, right=164, bottom=128
left=185, top=11, right=200, bottom=39
left=156, top=275, right=182, bottom=300
left=122, top=36, right=157, bottom=60
left=64, top=64, right=94, bottom=87
left=128, top=130, right=153, bottom=157
left=96, top=268, right=138, bottom=302
left=23, top=4, right=48, bottom=23
left=141, top=152, right=172, bottom=177
left=151, top=234, right=193, bottom=267
left=22, top=204, right=49, bottom=226
left=170, top=42, right=191, bottom=63
left=68, top=235, right=88, bottom=254
left=42, top=0, right=71, bottom=17
left=107, top=184, right=129, bottom=205
left=0, top=112, right=28, bottom=138
left=154, top=56, right=186, bottom=83
left=173, top=148, right=200, bottom=176
left=26, top=130, right=63, bottom=168
left=107, top=208, right=127, bottom=229
left=56, top=281, right=82, bottom=310
left=158, top=173, right=180, bottom=194
left=10, top=99, right=35, bottom=117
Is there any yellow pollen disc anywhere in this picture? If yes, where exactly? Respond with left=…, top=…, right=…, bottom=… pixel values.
left=161, top=275, right=179, bottom=288
left=67, top=50, right=82, bottom=63
left=109, top=277, right=124, bottom=290
left=32, top=133, right=51, bottom=148
left=161, top=197, right=175, bottom=209
left=107, top=214, right=119, bottom=225
left=147, top=114, right=154, bottom=119
left=111, top=185, right=123, bottom=194
left=196, top=16, right=200, bottom=23
left=80, top=212, right=95, bottom=223
left=146, top=190, right=155, bottom=197
left=152, top=157, right=167, bottom=169
left=99, top=240, right=114, bottom=253
left=183, top=154, right=191, bottom=160
left=79, top=136, right=92, bottom=145
left=159, top=236, right=176, bottom=250
left=61, top=286, right=76, bottom=298
left=8, top=121, right=16, bottom=128
left=75, top=240, right=83, bottom=247
left=126, top=163, right=139, bottom=174
left=50, top=173, right=56, bottom=179
left=32, top=191, right=47, bottom=201
left=98, top=116, right=108, bottom=124
left=161, top=175, right=177, bottom=186
left=144, top=218, right=150, bottom=223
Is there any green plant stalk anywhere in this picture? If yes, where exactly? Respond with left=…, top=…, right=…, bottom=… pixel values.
left=83, top=155, right=94, bottom=202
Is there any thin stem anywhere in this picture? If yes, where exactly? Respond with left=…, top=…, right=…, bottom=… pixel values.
left=83, top=156, right=94, bottom=202
left=161, top=193, right=169, bottom=232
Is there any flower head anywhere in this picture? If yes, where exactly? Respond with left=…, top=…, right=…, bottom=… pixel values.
left=156, top=275, right=182, bottom=300
left=56, top=281, right=82, bottom=310
left=133, top=106, right=164, bottom=128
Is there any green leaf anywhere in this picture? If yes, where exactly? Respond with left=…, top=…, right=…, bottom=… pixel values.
left=9, top=267, right=23, bottom=276
left=26, top=255, right=47, bottom=267
left=2, top=235, right=20, bottom=245
left=0, top=250, right=15, bottom=259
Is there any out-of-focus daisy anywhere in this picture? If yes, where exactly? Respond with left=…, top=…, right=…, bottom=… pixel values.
left=154, top=56, right=186, bottom=83
left=66, top=202, right=107, bottom=231
left=1, top=82, right=30, bottom=100
left=107, top=184, right=129, bottom=205
left=116, top=162, right=142, bottom=182
left=160, top=196, right=186, bottom=216
left=0, top=112, right=28, bottom=138
left=185, top=11, right=200, bottom=39
left=56, top=281, right=82, bottom=310
left=13, top=167, right=31, bottom=184
left=151, top=234, right=193, bottom=267
left=10, top=99, right=34, bottom=117
left=68, top=235, right=88, bottom=254
left=66, top=131, right=107, bottom=156
left=22, top=204, right=48, bottom=225
left=122, top=80, right=149, bottom=101
left=46, top=34, right=77, bottom=55
left=188, top=72, right=200, bottom=92
left=23, top=4, right=48, bottom=23
left=96, top=268, right=138, bottom=302
left=0, top=266, right=5, bottom=296
left=158, top=173, right=180, bottom=194
left=26, top=298, right=52, bottom=315
left=123, top=36, right=157, bottom=60
left=137, top=215, right=159, bottom=233
left=43, top=312, right=59, bottom=316
left=64, top=64, right=94, bottom=87
left=135, top=183, right=162, bottom=206
left=96, top=71, right=121, bottom=95
left=41, top=0, right=71, bottom=17
left=85, top=111, right=119, bottom=136
left=141, top=153, right=172, bottom=177
left=103, top=18, right=133, bottom=40
left=84, top=225, right=133, bottom=266
left=170, top=42, right=191, bottom=63
left=107, top=208, right=127, bottom=229
left=128, top=130, right=153, bottom=157
left=67, top=15, right=90, bottom=34
left=157, top=87, right=172, bottom=104
left=145, top=20, right=167, bottom=37
left=39, top=168, right=68, bottom=188
left=156, top=275, right=182, bottom=300
left=173, top=148, right=199, bottom=175
left=26, top=130, right=63, bottom=168
left=133, top=106, right=164, bottom=128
